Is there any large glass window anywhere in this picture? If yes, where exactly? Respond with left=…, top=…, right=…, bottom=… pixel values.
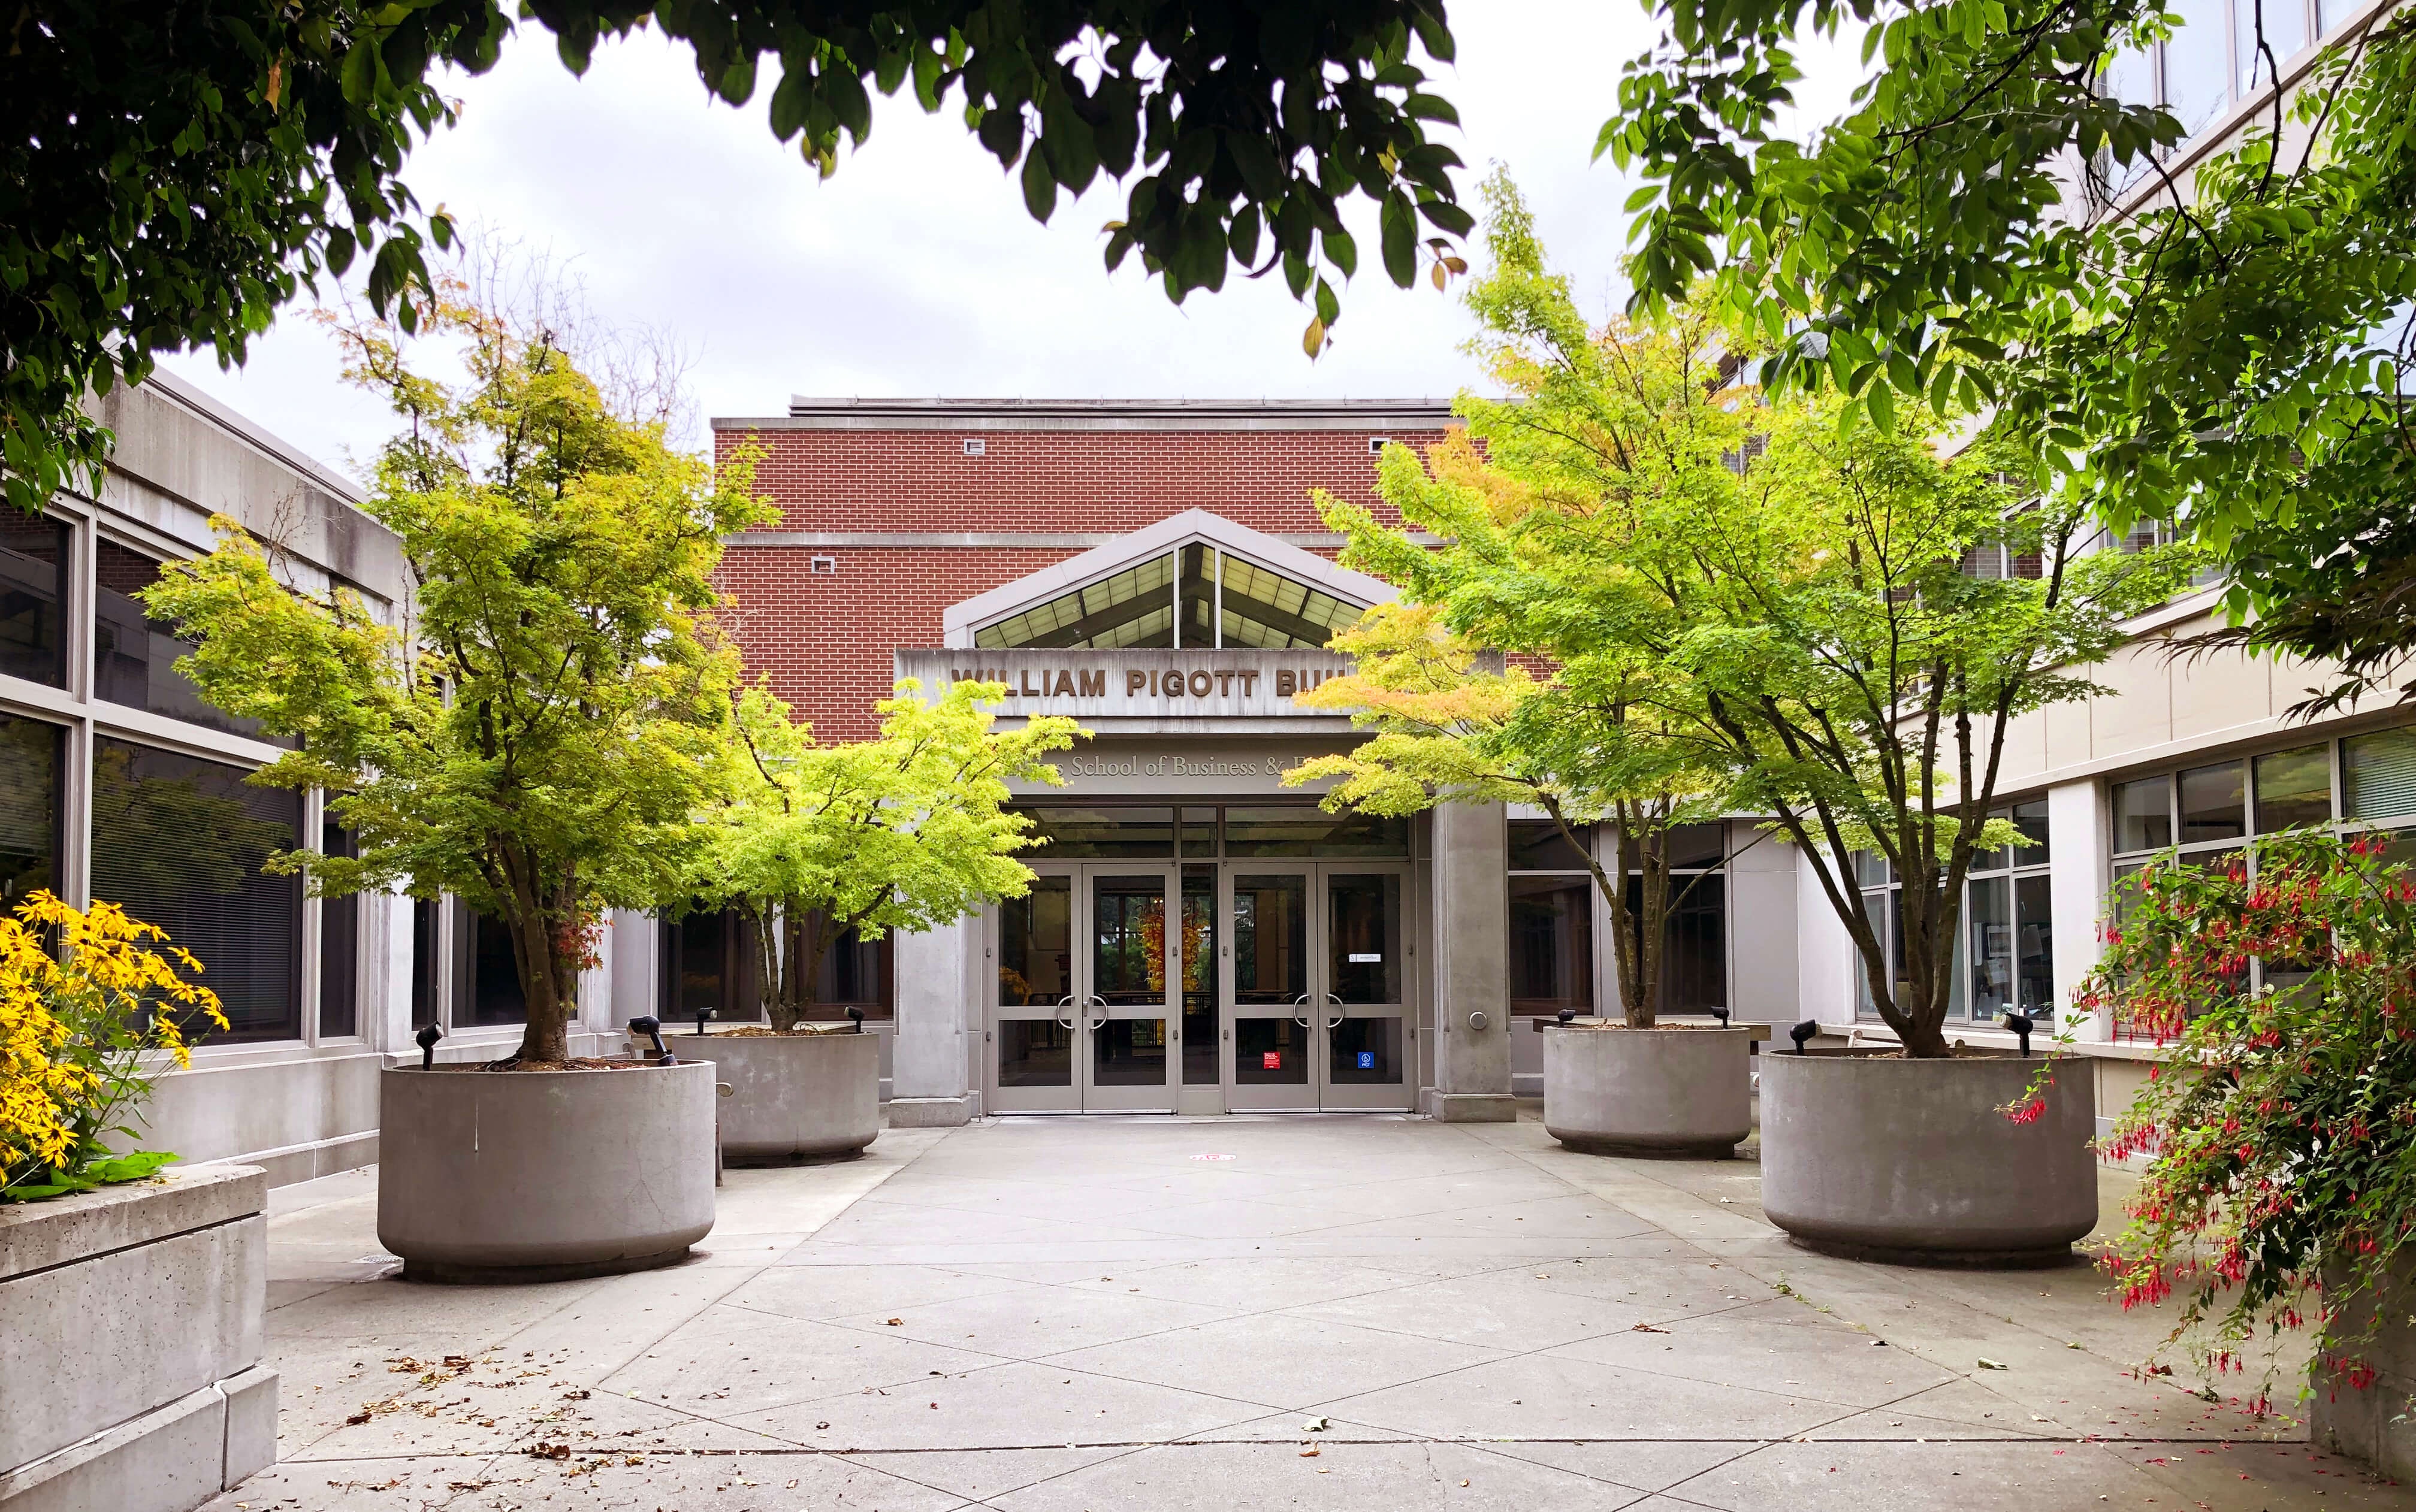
left=1222, top=806, right=1408, bottom=857
left=89, top=738, right=301, bottom=1042
left=1180, top=865, right=1218, bottom=1084
left=93, top=539, right=271, bottom=740
left=0, top=713, right=62, bottom=911
left=1508, top=819, right=1594, bottom=1016
left=0, top=512, right=68, bottom=688
left=459, top=909, right=527, bottom=1027
left=1020, top=807, right=1176, bottom=857
left=973, top=544, right=1365, bottom=651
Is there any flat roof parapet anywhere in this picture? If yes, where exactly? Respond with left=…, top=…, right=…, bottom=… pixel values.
left=711, top=397, right=1458, bottom=432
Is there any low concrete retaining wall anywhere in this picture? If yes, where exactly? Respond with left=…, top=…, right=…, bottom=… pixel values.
left=0, top=1166, right=276, bottom=1512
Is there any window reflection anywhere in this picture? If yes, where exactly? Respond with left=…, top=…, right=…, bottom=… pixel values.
left=89, top=738, right=300, bottom=1041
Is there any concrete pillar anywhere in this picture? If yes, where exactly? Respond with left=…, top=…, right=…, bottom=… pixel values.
left=889, top=914, right=977, bottom=1126
left=1425, top=802, right=1514, bottom=1121
left=2047, top=778, right=2109, bottom=1040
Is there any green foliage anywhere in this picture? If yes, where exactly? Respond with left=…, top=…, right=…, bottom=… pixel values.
left=1598, top=0, right=2416, bottom=700
left=1315, top=171, right=2191, bottom=1051
left=138, top=286, right=769, bottom=1065
left=692, top=680, right=1079, bottom=1033
left=4, top=0, right=1470, bottom=516
left=2087, top=831, right=2416, bottom=1407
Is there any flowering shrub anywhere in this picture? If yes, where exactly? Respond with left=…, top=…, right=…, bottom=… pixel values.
left=2079, top=830, right=2416, bottom=1407
left=0, top=892, right=224, bottom=1202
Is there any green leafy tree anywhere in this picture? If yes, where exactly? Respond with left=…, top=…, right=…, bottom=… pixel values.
left=693, top=681, right=1079, bottom=1033
left=140, top=286, right=769, bottom=1065
left=1599, top=0, right=2416, bottom=702
left=4, top=0, right=1473, bottom=517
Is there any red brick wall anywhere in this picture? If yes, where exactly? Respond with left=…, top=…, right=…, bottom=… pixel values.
left=713, top=422, right=1449, bottom=742
left=718, top=425, right=1448, bottom=534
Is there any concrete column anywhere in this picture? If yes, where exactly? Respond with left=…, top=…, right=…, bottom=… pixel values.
left=2047, top=778, right=2110, bottom=1040
left=1425, top=802, right=1514, bottom=1121
left=890, top=914, right=977, bottom=1126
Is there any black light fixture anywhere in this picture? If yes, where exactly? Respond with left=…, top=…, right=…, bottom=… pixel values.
left=1556, top=1007, right=1578, bottom=1027
left=847, top=1006, right=865, bottom=1035
left=1708, top=1006, right=1732, bottom=1027
left=630, top=1015, right=672, bottom=1063
left=2003, top=1011, right=2036, bottom=1056
left=1790, top=1019, right=1819, bottom=1055
left=415, top=1022, right=444, bottom=1070
left=694, top=1004, right=716, bottom=1040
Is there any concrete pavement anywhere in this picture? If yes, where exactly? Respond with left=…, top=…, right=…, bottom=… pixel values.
left=202, top=1109, right=2409, bottom=1511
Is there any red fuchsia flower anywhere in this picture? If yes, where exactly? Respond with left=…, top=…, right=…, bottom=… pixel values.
left=2006, top=1096, right=2048, bottom=1126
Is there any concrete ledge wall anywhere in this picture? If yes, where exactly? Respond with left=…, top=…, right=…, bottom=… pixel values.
left=135, top=1051, right=382, bottom=1188
left=0, top=1167, right=277, bottom=1512
left=2314, top=1260, right=2416, bottom=1482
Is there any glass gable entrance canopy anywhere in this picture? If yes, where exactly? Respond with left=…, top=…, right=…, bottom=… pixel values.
left=975, top=543, right=1364, bottom=651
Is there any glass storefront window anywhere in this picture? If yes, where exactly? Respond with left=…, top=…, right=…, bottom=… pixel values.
left=0, top=713, right=62, bottom=911
left=1180, top=866, right=1218, bottom=1085
left=0, top=512, right=68, bottom=688
left=1222, top=806, right=1408, bottom=857
left=1508, top=820, right=1590, bottom=872
left=89, top=738, right=301, bottom=1042
left=1509, top=875, right=1592, bottom=1014
left=1020, top=807, right=1176, bottom=857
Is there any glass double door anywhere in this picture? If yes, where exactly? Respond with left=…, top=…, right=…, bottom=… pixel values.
left=1225, top=865, right=1413, bottom=1111
left=991, top=865, right=1179, bottom=1112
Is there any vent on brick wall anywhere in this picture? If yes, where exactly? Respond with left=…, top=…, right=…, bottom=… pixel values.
left=810, top=555, right=836, bottom=574
left=1367, top=436, right=1390, bottom=455
left=962, top=437, right=986, bottom=456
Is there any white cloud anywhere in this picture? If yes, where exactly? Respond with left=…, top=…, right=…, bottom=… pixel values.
left=162, top=2, right=1867, bottom=482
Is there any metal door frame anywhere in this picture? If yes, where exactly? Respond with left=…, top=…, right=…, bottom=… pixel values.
left=985, top=861, right=1178, bottom=1114
left=1219, top=863, right=1321, bottom=1111
left=1316, top=861, right=1416, bottom=1111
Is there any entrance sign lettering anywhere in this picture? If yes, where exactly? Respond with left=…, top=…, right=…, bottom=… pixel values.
left=895, top=649, right=1355, bottom=722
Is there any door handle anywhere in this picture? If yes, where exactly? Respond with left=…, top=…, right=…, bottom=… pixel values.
left=1324, top=993, right=1345, bottom=1031
left=1085, top=994, right=1108, bottom=1031
left=1291, top=992, right=1312, bottom=1029
left=1054, top=996, right=1076, bottom=1032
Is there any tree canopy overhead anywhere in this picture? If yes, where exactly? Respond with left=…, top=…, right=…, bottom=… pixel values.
left=1601, top=0, right=2416, bottom=704
left=4, top=0, right=1471, bottom=515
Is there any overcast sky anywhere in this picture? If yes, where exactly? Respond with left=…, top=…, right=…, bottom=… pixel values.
left=162, top=3, right=1864, bottom=485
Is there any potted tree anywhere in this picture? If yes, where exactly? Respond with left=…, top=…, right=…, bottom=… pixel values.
left=2085, top=832, right=2416, bottom=1474
left=1289, top=177, right=1762, bottom=1156
left=669, top=681, right=1077, bottom=1162
left=143, top=281, right=769, bottom=1281
left=1653, top=393, right=2190, bottom=1265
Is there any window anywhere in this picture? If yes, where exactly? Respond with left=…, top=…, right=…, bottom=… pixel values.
left=1180, top=865, right=1218, bottom=1084
left=318, top=821, right=359, bottom=1039
left=2254, top=745, right=2333, bottom=830
left=459, top=909, right=529, bottom=1027
left=93, top=539, right=271, bottom=740
left=1019, top=807, right=1176, bottom=857
left=1221, top=806, right=1408, bottom=858
left=663, top=907, right=760, bottom=1024
left=1968, top=800, right=2055, bottom=1023
left=1509, top=821, right=1593, bottom=1015
left=973, top=544, right=1364, bottom=651
left=89, top=738, right=302, bottom=1042
left=0, top=511, right=68, bottom=688
left=1859, top=802, right=2052, bottom=1026
left=410, top=897, right=442, bottom=1029
left=0, top=713, right=62, bottom=911
left=2098, top=0, right=2324, bottom=182
left=807, top=913, right=892, bottom=1017
left=2345, top=728, right=2416, bottom=821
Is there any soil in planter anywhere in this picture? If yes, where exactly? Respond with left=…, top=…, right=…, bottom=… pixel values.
left=692, top=1024, right=868, bottom=1037
left=417, top=1058, right=653, bottom=1072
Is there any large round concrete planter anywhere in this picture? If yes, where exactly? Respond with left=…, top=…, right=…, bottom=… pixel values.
left=1759, top=1050, right=2096, bottom=1267
left=1542, top=1024, right=1754, bottom=1157
left=663, top=1030, right=879, bottom=1165
left=377, top=1062, right=717, bottom=1283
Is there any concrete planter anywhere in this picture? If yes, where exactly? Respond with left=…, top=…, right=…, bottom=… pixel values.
left=1759, top=1050, right=2097, bottom=1267
left=377, top=1062, right=716, bottom=1283
left=0, top=1166, right=277, bottom=1512
left=663, top=1030, right=879, bottom=1165
left=1542, top=1024, right=1754, bottom=1158
left=2313, top=1257, right=2416, bottom=1481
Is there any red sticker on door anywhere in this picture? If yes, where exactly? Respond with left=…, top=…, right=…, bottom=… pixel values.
left=1261, top=1051, right=1282, bottom=1070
